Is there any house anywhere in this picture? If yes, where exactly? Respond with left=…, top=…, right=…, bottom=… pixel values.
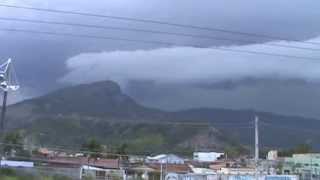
left=36, top=157, right=122, bottom=179
left=282, top=153, right=320, bottom=177
left=209, top=160, right=239, bottom=171
left=146, top=154, right=184, bottom=164
left=125, top=165, right=157, bottom=180
left=189, top=165, right=216, bottom=174
left=37, top=148, right=55, bottom=157
left=43, top=157, right=120, bottom=169
left=125, top=163, right=191, bottom=179
left=128, top=155, right=145, bottom=164
left=218, top=167, right=257, bottom=175
left=267, top=150, right=278, bottom=161
left=148, top=163, right=191, bottom=174
left=193, top=152, right=224, bottom=163
left=165, top=173, right=216, bottom=180
left=80, top=165, right=125, bottom=179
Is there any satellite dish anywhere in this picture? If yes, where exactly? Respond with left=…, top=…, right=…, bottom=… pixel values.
left=0, top=81, right=7, bottom=90
left=0, top=74, right=5, bottom=82
left=9, top=85, right=19, bottom=91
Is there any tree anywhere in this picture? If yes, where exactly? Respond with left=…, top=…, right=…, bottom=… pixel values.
left=224, top=145, right=244, bottom=158
left=278, top=143, right=313, bottom=157
left=116, top=143, right=128, bottom=155
left=81, top=139, right=103, bottom=158
left=3, top=131, right=24, bottom=156
left=294, top=143, right=312, bottom=154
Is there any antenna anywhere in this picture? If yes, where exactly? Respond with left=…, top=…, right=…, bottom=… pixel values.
left=0, top=58, right=19, bottom=132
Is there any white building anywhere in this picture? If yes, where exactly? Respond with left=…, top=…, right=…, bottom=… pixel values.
left=218, top=167, right=257, bottom=175
left=266, top=150, right=278, bottom=161
left=146, top=154, right=184, bottom=164
left=193, top=152, right=224, bottom=162
left=80, top=165, right=125, bottom=179
left=0, top=160, right=34, bottom=168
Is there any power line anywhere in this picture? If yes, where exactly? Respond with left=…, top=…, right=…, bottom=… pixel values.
left=0, top=17, right=319, bottom=52
left=0, top=4, right=319, bottom=46
left=0, top=141, right=210, bottom=156
left=259, top=121, right=320, bottom=135
left=65, top=116, right=254, bottom=127
left=0, top=142, right=128, bottom=157
left=0, top=28, right=319, bottom=61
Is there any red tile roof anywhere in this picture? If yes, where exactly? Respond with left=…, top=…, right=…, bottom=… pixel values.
left=45, top=157, right=119, bottom=169
left=147, top=163, right=191, bottom=173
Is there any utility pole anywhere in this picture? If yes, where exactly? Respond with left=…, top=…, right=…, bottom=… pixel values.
left=255, top=115, right=259, bottom=180
left=311, top=156, right=313, bottom=180
left=160, top=162, right=163, bottom=180
left=0, top=91, right=7, bottom=134
left=0, top=59, right=10, bottom=134
left=255, top=116, right=259, bottom=164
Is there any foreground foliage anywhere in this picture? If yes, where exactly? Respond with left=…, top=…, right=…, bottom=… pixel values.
left=0, top=168, right=72, bottom=180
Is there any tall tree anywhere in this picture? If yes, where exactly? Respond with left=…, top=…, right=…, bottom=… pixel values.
left=3, top=131, right=23, bottom=156
left=81, top=139, right=103, bottom=158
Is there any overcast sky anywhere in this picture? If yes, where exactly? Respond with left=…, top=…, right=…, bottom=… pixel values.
left=1, top=0, right=320, bottom=118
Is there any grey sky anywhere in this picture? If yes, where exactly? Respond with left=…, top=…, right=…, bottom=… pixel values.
left=1, top=0, right=320, bottom=118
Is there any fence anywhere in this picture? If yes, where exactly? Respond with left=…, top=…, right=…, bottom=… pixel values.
left=165, top=174, right=299, bottom=180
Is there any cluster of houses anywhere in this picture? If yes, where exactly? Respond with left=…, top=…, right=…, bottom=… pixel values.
left=1, top=148, right=314, bottom=180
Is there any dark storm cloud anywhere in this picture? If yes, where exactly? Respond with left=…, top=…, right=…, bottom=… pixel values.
left=1, top=0, right=320, bottom=117
left=126, top=79, right=320, bottom=119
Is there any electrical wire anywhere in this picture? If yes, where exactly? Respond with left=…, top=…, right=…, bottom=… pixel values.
left=0, top=17, right=319, bottom=52
left=0, top=28, right=319, bottom=61
left=0, top=142, right=128, bottom=157
left=259, top=121, right=320, bottom=135
left=0, top=3, right=319, bottom=46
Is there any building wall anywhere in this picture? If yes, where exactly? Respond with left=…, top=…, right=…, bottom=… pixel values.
left=165, top=174, right=298, bottom=180
left=284, top=154, right=320, bottom=176
left=193, top=152, right=224, bottom=162
left=146, top=154, right=185, bottom=164
left=281, top=153, right=320, bottom=180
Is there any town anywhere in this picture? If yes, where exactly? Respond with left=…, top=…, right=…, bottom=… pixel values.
left=0, top=144, right=316, bottom=180
left=0, top=0, right=320, bottom=180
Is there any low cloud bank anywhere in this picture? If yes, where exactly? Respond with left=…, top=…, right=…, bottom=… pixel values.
left=60, top=37, right=320, bottom=85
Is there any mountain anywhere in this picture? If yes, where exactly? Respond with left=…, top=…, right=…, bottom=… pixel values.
left=172, top=108, right=320, bottom=150
left=8, top=81, right=164, bottom=121
left=4, top=81, right=320, bottom=154
left=5, top=81, right=236, bottom=153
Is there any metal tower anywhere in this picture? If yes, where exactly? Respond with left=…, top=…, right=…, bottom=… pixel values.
left=0, top=58, right=19, bottom=132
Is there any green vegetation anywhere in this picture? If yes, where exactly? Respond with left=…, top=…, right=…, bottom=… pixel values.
left=278, top=143, right=313, bottom=157
left=24, top=117, right=241, bottom=155
left=6, top=80, right=320, bottom=154
left=0, top=168, right=72, bottom=180
left=224, top=145, right=247, bottom=158
left=81, top=138, right=103, bottom=158
left=2, top=131, right=31, bottom=158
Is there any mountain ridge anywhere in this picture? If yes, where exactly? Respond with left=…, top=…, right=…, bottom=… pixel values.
left=4, top=80, right=320, bottom=152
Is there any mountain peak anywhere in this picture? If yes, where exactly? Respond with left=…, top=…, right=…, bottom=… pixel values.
left=71, top=81, right=122, bottom=96
left=19, top=80, right=146, bottom=117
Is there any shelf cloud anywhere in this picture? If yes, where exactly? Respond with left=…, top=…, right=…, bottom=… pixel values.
left=61, top=37, right=320, bottom=86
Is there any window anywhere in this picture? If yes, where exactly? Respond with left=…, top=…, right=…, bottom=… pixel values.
left=284, top=170, right=290, bottom=174
left=96, top=170, right=106, bottom=178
